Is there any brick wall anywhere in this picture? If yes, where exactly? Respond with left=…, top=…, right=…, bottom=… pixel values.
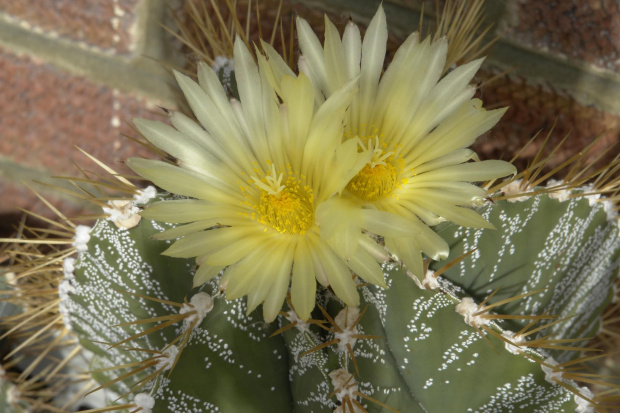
left=304, top=0, right=620, bottom=172
left=0, top=0, right=184, bottom=234
left=1, top=0, right=619, bottom=235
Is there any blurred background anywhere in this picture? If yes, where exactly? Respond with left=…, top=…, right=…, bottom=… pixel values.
left=0, top=0, right=618, bottom=236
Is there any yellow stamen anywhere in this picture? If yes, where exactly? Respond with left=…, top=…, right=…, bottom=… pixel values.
left=347, top=137, right=404, bottom=202
left=249, top=166, right=314, bottom=234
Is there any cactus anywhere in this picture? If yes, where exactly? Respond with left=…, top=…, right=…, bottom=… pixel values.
left=39, top=185, right=613, bottom=413
left=1, top=1, right=620, bottom=412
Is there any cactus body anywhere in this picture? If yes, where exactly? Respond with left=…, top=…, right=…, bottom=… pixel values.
left=55, top=189, right=619, bottom=412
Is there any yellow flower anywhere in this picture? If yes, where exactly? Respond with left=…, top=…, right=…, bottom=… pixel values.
left=126, top=39, right=387, bottom=322
left=296, top=6, right=516, bottom=278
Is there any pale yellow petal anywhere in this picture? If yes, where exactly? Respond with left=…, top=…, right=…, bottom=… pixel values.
left=163, top=226, right=259, bottom=258
left=197, top=61, right=245, bottom=140
left=413, top=160, right=516, bottom=183
left=342, top=21, right=362, bottom=80
left=323, top=15, right=348, bottom=93
left=193, top=264, right=225, bottom=287
left=361, top=209, right=418, bottom=238
left=386, top=236, right=424, bottom=279
left=316, top=242, right=359, bottom=307
left=223, top=240, right=276, bottom=300
left=291, top=238, right=316, bottom=321
left=280, top=73, right=314, bottom=169
left=168, top=111, right=249, bottom=180
left=296, top=16, right=328, bottom=94
left=316, top=197, right=363, bottom=259
left=414, top=199, right=494, bottom=229
left=262, top=242, right=295, bottom=322
left=359, top=5, right=388, bottom=131
left=126, top=158, right=242, bottom=204
left=205, top=233, right=269, bottom=266
left=260, top=40, right=296, bottom=96
left=346, top=248, right=387, bottom=288
left=411, top=149, right=478, bottom=175
left=406, top=105, right=507, bottom=167
left=245, top=241, right=291, bottom=315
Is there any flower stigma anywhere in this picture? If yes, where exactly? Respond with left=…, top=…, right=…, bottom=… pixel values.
left=346, top=136, right=405, bottom=202
left=249, top=163, right=314, bottom=234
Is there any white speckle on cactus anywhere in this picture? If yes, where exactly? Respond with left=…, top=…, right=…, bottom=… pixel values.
left=422, top=269, right=440, bottom=290
left=456, top=297, right=490, bottom=328
left=134, top=185, right=157, bottom=205
left=502, top=179, right=530, bottom=202
left=574, top=386, right=594, bottom=413
left=156, top=345, right=179, bottom=371
left=333, top=306, right=359, bottom=353
left=134, top=393, right=155, bottom=413
left=72, top=225, right=91, bottom=252
left=541, top=357, right=562, bottom=384
left=63, top=257, right=75, bottom=280
left=103, top=199, right=141, bottom=229
left=501, top=331, right=525, bottom=354
left=470, top=373, right=572, bottom=412
left=180, top=292, right=214, bottom=330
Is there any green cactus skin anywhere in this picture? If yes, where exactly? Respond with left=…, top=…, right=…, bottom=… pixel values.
left=57, top=188, right=619, bottom=412
left=434, top=191, right=620, bottom=362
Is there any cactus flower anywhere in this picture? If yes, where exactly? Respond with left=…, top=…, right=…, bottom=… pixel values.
left=296, top=6, right=516, bottom=278
left=126, top=38, right=390, bottom=322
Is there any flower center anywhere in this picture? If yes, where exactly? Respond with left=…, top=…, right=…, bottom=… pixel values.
left=251, top=164, right=314, bottom=235
left=346, top=137, right=403, bottom=202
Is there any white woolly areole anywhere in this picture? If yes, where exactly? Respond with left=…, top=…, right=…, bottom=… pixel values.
left=422, top=269, right=440, bottom=290
left=455, top=297, right=490, bottom=328
left=63, top=257, right=75, bottom=281
left=574, top=386, right=594, bottom=413
left=72, top=225, right=91, bottom=253
left=133, top=186, right=157, bottom=205
left=155, top=345, right=178, bottom=371
left=333, top=307, right=360, bottom=353
left=284, top=310, right=309, bottom=334
left=329, top=368, right=358, bottom=403
left=502, top=179, right=530, bottom=203
left=58, top=279, right=75, bottom=301
left=501, top=330, right=526, bottom=354
left=546, top=179, right=571, bottom=202
left=58, top=279, right=75, bottom=331
left=212, top=56, right=234, bottom=81
left=102, top=200, right=141, bottom=230
left=541, top=357, right=562, bottom=384
left=601, top=199, right=619, bottom=225
left=179, top=292, right=213, bottom=330
left=4, top=272, right=16, bottom=287
left=133, top=393, right=155, bottom=413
